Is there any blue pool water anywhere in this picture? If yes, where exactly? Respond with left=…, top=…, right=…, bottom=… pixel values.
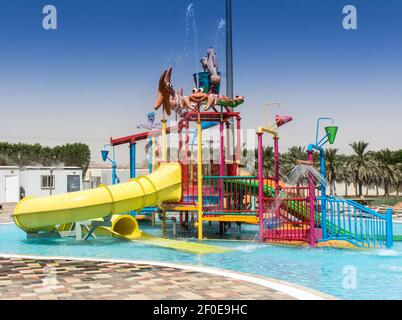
left=1, top=222, right=402, bottom=300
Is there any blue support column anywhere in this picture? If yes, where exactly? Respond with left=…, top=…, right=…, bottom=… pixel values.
left=148, top=138, right=153, bottom=173
left=111, top=162, right=117, bottom=185
left=386, top=208, right=393, bottom=249
left=129, top=142, right=137, bottom=216
left=130, top=143, right=136, bottom=179
left=319, top=147, right=327, bottom=239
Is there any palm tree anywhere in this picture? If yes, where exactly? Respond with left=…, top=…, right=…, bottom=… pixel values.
left=375, top=149, right=399, bottom=197
left=325, top=148, right=342, bottom=195
left=338, top=155, right=354, bottom=197
left=281, top=146, right=308, bottom=176
left=348, top=141, right=375, bottom=197
left=254, top=146, right=275, bottom=177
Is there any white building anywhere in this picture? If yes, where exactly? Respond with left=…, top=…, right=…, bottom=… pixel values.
left=19, top=166, right=83, bottom=198
left=0, top=166, right=20, bottom=203
left=84, top=163, right=150, bottom=190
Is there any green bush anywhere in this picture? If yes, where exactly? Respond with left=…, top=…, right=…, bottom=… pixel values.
left=0, top=142, right=91, bottom=176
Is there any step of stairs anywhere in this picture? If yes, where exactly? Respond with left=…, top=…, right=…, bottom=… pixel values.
left=0, top=203, right=16, bottom=223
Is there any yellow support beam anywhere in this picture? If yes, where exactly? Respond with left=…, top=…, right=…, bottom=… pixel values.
left=197, top=118, right=203, bottom=240
left=257, top=126, right=278, bottom=138
left=162, top=204, right=198, bottom=212
left=203, top=215, right=259, bottom=224
left=161, top=119, right=167, bottom=161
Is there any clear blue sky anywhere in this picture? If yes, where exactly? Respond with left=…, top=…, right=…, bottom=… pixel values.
left=0, top=0, right=401, bottom=163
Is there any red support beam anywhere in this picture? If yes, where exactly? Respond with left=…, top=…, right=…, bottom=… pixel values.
left=110, top=123, right=183, bottom=146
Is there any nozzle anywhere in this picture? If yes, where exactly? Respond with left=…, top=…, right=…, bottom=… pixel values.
left=296, top=160, right=313, bottom=166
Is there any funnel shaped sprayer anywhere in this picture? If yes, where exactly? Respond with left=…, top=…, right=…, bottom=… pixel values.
left=101, top=150, right=109, bottom=162
left=325, top=126, right=338, bottom=145
left=275, top=115, right=293, bottom=128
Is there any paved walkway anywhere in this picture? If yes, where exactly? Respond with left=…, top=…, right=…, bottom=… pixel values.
left=0, top=256, right=325, bottom=300
left=0, top=211, right=13, bottom=224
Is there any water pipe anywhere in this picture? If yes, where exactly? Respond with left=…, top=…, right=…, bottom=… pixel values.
left=130, top=142, right=136, bottom=179
left=315, top=117, right=334, bottom=146
left=101, top=144, right=117, bottom=185
left=307, top=117, right=335, bottom=241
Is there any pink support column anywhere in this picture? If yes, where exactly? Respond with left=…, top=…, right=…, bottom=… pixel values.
left=236, top=117, right=241, bottom=175
left=226, top=122, right=231, bottom=162
left=220, top=122, right=225, bottom=209
left=274, top=137, right=280, bottom=199
left=178, top=126, right=183, bottom=160
left=258, top=132, right=264, bottom=241
left=308, top=151, right=316, bottom=247
left=274, top=137, right=280, bottom=226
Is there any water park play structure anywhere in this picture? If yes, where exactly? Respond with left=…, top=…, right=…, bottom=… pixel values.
left=12, top=47, right=394, bottom=252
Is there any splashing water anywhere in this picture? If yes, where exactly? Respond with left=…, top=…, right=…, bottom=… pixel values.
left=185, top=3, right=199, bottom=83
left=211, top=18, right=226, bottom=82
left=252, top=164, right=334, bottom=241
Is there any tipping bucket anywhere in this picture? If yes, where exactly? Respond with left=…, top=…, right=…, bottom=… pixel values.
left=101, top=150, right=109, bottom=162
left=325, top=126, right=338, bottom=144
left=275, top=115, right=293, bottom=128
left=193, top=72, right=221, bottom=94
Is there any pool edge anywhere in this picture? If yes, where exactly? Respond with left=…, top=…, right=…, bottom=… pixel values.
left=0, top=252, right=336, bottom=300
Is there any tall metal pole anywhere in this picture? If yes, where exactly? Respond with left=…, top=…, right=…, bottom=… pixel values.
left=226, top=0, right=236, bottom=157
left=226, top=0, right=233, bottom=99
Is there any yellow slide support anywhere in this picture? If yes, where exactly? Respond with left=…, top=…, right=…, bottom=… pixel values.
left=13, top=163, right=228, bottom=255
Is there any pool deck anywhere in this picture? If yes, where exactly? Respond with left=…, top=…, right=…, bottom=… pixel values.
left=0, top=212, right=13, bottom=224
left=0, top=254, right=334, bottom=300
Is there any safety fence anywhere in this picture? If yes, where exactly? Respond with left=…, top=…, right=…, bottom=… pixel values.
left=194, top=173, right=393, bottom=248
left=316, top=196, right=393, bottom=248
left=202, top=176, right=259, bottom=216
left=261, top=185, right=312, bottom=242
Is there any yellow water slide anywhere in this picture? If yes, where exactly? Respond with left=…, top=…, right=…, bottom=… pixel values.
left=13, top=163, right=228, bottom=254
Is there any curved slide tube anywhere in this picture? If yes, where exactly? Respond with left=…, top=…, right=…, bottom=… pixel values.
left=13, top=163, right=229, bottom=255
left=92, top=215, right=229, bottom=254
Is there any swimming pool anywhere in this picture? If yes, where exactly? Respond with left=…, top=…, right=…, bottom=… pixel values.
left=1, top=222, right=402, bottom=300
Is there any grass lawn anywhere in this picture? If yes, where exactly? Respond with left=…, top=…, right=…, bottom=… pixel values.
left=371, top=196, right=402, bottom=207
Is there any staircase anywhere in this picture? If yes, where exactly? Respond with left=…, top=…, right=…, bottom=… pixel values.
left=0, top=203, right=16, bottom=223
left=318, top=196, right=393, bottom=248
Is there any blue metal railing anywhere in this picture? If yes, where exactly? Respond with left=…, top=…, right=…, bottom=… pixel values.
left=316, top=196, right=393, bottom=248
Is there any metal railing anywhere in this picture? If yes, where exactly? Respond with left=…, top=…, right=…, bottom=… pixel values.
left=202, top=176, right=259, bottom=216
left=262, top=186, right=312, bottom=242
left=316, top=196, right=393, bottom=248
